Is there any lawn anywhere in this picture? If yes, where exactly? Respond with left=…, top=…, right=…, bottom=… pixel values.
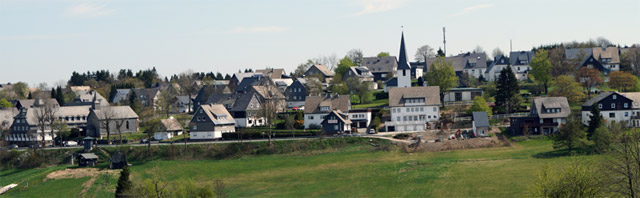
left=353, top=99, right=389, bottom=109
left=1, top=138, right=595, bottom=197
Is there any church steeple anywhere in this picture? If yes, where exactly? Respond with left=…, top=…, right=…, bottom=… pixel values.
left=397, top=32, right=411, bottom=70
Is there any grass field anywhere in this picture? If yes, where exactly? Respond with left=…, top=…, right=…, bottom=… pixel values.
left=1, top=138, right=595, bottom=197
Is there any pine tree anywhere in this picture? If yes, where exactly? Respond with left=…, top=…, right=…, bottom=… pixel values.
left=587, top=104, right=603, bottom=138
left=109, top=85, right=118, bottom=103
left=55, top=86, right=64, bottom=105
left=27, top=92, right=32, bottom=99
left=496, top=66, right=520, bottom=113
left=51, top=88, right=56, bottom=99
left=128, top=89, right=140, bottom=113
left=115, top=166, right=132, bottom=198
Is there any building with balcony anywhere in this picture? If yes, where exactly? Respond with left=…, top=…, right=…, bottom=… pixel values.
left=510, top=97, right=570, bottom=135
left=385, top=86, right=440, bottom=132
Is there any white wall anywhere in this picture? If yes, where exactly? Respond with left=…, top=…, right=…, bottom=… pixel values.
left=190, top=131, right=222, bottom=139
left=305, top=113, right=326, bottom=129
left=582, top=110, right=635, bottom=126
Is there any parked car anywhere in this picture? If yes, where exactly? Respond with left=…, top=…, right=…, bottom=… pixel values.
left=368, top=129, right=376, bottom=134
left=64, top=141, right=78, bottom=147
left=140, top=139, right=149, bottom=144
left=292, top=106, right=305, bottom=111
left=7, top=144, right=18, bottom=150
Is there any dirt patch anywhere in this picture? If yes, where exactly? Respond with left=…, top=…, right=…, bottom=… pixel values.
left=45, top=168, right=120, bottom=197
left=402, top=136, right=507, bottom=153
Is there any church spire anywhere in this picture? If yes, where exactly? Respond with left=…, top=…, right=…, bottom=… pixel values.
left=397, top=31, right=411, bottom=70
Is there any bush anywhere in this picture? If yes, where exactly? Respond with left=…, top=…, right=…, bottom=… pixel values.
left=309, top=124, right=321, bottom=129
left=374, top=92, right=388, bottom=100
left=393, top=133, right=411, bottom=140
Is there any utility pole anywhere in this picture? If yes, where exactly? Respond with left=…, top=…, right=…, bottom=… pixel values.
left=443, top=27, right=447, bottom=56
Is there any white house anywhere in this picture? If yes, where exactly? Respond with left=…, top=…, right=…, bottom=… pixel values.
left=154, top=117, right=183, bottom=140
left=304, top=95, right=351, bottom=129
left=581, top=92, right=636, bottom=127
left=472, top=111, right=490, bottom=137
left=443, top=88, right=483, bottom=103
left=348, top=109, right=372, bottom=130
left=485, top=55, right=509, bottom=82
left=510, top=51, right=534, bottom=81
left=385, top=86, right=440, bottom=132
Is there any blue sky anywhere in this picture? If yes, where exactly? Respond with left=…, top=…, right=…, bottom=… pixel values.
left=1, top=0, right=639, bottom=87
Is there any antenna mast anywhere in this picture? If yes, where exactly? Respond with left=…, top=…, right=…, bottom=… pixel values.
left=443, top=27, right=447, bottom=56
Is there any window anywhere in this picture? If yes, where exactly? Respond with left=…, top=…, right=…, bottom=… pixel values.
left=403, top=70, right=406, bottom=76
left=202, top=116, right=206, bottom=121
left=334, top=125, right=338, bottom=130
left=610, top=113, right=615, bottom=118
left=613, top=95, right=617, bottom=100
left=192, top=125, right=197, bottom=130
left=126, top=121, right=130, bottom=129
left=598, top=104, right=602, bottom=109
left=433, top=107, right=437, bottom=112
left=397, top=116, right=400, bottom=121
left=612, top=103, right=616, bottom=108
left=308, top=116, right=314, bottom=119
left=625, top=103, right=629, bottom=108
left=626, top=112, right=629, bottom=117
left=197, top=117, right=201, bottom=121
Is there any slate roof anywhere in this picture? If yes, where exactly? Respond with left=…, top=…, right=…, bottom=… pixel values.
left=194, top=85, right=231, bottom=105
left=206, top=92, right=260, bottom=113
left=23, top=106, right=92, bottom=124
left=485, top=54, right=509, bottom=74
left=509, top=51, right=535, bottom=66
left=362, top=56, right=398, bottom=73
left=472, top=111, right=490, bottom=127
left=161, top=118, right=183, bottom=131
left=232, top=72, right=261, bottom=84
left=306, top=64, right=334, bottom=77
left=426, top=53, right=487, bottom=72
left=388, top=86, right=440, bottom=107
left=175, top=96, right=192, bottom=104
left=113, top=89, right=131, bottom=103
left=532, top=97, right=570, bottom=119
left=133, top=88, right=160, bottom=99
left=583, top=91, right=616, bottom=107
left=328, top=110, right=351, bottom=124
left=580, top=54, right=609, bottom=73
left=565, top=48, right=593, bottom=60
left=384, top=77, right=397, bottom=87
left=199, top=104, right=235, bottom=125
left=92, top=106, right=138, bottom=120
left=236, top=75, right=272, bottom=93
left=17, top=99, right=59, bottom=109
left=304, top=95, right=351, bottom=114
left=397, top=32, right=412, bottom=70
left=251, top=85, right=285, bottom=100
left=66, top=91, right=109, bottom=107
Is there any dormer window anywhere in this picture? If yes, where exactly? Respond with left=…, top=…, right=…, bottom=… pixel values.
left=613, top=95, right=617, bottom=100
left=320, top=106, right=329, bottom=111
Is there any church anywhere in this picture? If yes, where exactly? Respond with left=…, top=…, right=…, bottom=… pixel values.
left=384, top=32, right=415, bottom=92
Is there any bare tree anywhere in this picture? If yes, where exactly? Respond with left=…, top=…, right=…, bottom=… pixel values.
left=346, top=49, right=364, bottom=65
left=313, top=54, right=338, bottom=70
left=115, top=119, right=126, bottom=145
left=52, top=119, right=68, bottom=148
left=415, top=45, right=435, bottom=62
left=604, top=130, right=640, bottom=197
left=34, top=99, right=57, bottom=147
left=99, top=107, right=116, bottom=144
left=306, top=77, right=323, bottom=96
left=177, top=71, right=199, bottom=113
left=491, top=48, right=504, bottom=58
left=257, top=86, right=280, bottom=146
left=157, top=89, right=176, bottom=117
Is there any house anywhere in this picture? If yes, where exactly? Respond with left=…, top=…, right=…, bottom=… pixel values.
left=321, top=110, right=352, bottom=135
left=154, top=118, right=183, bottom=140
left=8, top=105, right=92, bottom=146
left=593, top=47, right=620, bottom=71
left=384, top=32, right=412, bottom=92
left=426, top=52, right=488, bottom=79
left=443, top=88, right=483, bottom=103
left=173, top=96, right=193, bottom=113
left=472, top=111, right=490, bottom=137
left=348, top=109, right=372, bottom=129
left=510, top=97, right=570, bottom=135
left=193, top=85, right=231, bottom=108
left=284, top=79, right=306, bottom=108
left=581, top=92, right=634, bottom=126
left=273, top=78, right=294, bottom=93
left=0, top=108, right=18, bottom=131
left=580, top=54, right=610, bottom=75
left=621, top=92, right=640, bottom=127
left=189, top=104, right=235, bottom=140
left=509, top=51, right=534, bottom=80
left=410, top=61, right=426, bottom=79
left=343, top=66, right=377, bottom=90
left=15, top=98, right=59, bottom=109
left=111, top=89, right=130, bottom=104
left=132, top=88, right=161, bottom=110
left=304, top=64, right=334, bottom=84
left=255, top=68, right=288, bottom=80
left=485, top=55, right=510, bottom=82
left=304, top=95, right=351, bottom=129
left=250, top=85, right=286, bottom=112
left=65, top=91, right=109, bottom=107
left=206, top=92, right=264, bottom=128
left=361, top=56, right=398, bottom=82
left=229, top=72, right=259, bottom=91
left=235, top=75, right=273, bottom=93
left=77, top=153, right=99, bottom=167
left=385, top=86, right=440, bottom=132
left=86, top=106, right=139, bottom=138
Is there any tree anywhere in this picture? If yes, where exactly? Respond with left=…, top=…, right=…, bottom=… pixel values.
left=52, top=119, right=68, bottom=148
left=177, top=71, right=199, bottom=113
left=436, top=47, right=445, bottom=57
left=592, top=121, right=622, bottom=153
left=604, top=130, right=640, bottom=197
left=472, top=45, right=485, bottom=54
left=531, top=49, right=553, bottom=94
left=496, top=66, right=520, bottom=113
left=609, top=71, right=638, bottom=92
left=425, top=57, right=458, bottom=106
left=216, top=72, right=224, bottom=80
left=335, top=56, right=355, bottom=77
left=116, top=166, right=133, bottom=198
left=587, top=104, right=603, bottom=138
left=621, top=47, right=640, bottom=76
left=346, top=49, right=364, bottom=65
left=549, top=75, right=584, bottom=103
left=128, top=89, right=141, bottom=114
left=552, top=118, right=587, bottom=153
left=549, top=47, right=573, bottom=76
left=257, top=86, right=280, bottom=146
left=530, top=161, right=606, bottom=198
left=415, top=45, right=435, bottom=62
left=55, top=86, right=64, bottom=106
left=11, top=82, right=29, bottom=99
left=377, top=52, right=390, bottom=57
left=491, top=48, right=503, bottom=59
left=466, top=96, right=492, bottom=116
left=34, top=99, right=57, bottom=147
left=576, top=68, right=602, bottom=98
left=306, top=77, right=323, bottom=96
left=109, top=85, right=118, bottom=103
left=293, top=60, right=313, bottom=79
left=157, top=90, right=176, bottom=117
left=0, top=98, right=12, bottom=108
left=99, top=107, right=117, bottom=144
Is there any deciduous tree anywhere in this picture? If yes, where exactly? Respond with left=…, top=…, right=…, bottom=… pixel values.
left=531, top=49, right=553, bottom=94
left=415, top=45, right=435, bottom=62
left=425, top=57, right=458, bottom=106
left=550, top=75, right=584, bottom=103
left=552, top=118, right=587, bottom=153
left=377, top=52, right=390, bottom=57
left=576, top=68, right=602, bottom=98
left=609, top=71, right=638, bottom=92
left=466, top=96, right=492, bottom=116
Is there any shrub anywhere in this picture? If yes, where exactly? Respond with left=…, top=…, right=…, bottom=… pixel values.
left=309, top=124, right=321, bottom=129
left=374, top=92, right=388, bottom=100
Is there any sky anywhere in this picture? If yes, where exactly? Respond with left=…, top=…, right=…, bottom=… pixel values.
left=1, top=0, right=639, bottom=87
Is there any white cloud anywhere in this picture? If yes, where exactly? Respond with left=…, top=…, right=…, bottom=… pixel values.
left=449, top=4, right=494, bottom=17
left=230, top=26, right=288, bottom=33
left=66, top=3, right=115, bottom=17
left=354, top=0, right=407, bottom=16
left=0, top=34, right=84, bottom=41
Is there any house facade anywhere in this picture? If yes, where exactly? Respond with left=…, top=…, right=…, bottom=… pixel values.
left=472, top=111, right=490, bottom=137
left=349, top=109, right=372, bottom=129
left=86, top=106, right=139, bottom=138
left=8, top=105, right=93, bottom=146
left=443, top=88, right=483, bottom=103
left=485, top=55, right=509, bottom=82
left=321, top=110, right=352, bottom=135
left=284, top=79, right=306, bottom=108
left=361, top=56, right=398, bottom=82
left=385, top=86, right=440, bottom=132
left=304, top=64, right=334, bottom=84
left=304, top=95, right=351, bottom=129
left=509, top=51, right=534, bottom=81
left=510, top=97, right=571, bottom=135
left=189, top=104, right=236, bottom=140
left=154, top=118, right=183, bottom=140
left=207, top=92, right=264, bottom=128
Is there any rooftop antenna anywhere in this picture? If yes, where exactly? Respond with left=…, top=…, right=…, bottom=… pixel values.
left=443, top=27, right=447, bottom=56
left=510, top=39, right=513, bottom=53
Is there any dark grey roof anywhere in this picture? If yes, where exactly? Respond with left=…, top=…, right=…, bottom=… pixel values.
left=236, top=75, right=271, bottom=93
left=509, top=51, right=535, bottom=66
left=580, top=54, right=609, bottom=73
left=426, top=52, right=487, bottom=72
left=384, top=77, right=397, bottom=87
left=362, top=56, right=398, bottom=73
left=486, top=54, right=509, bottom=74
left=346, top=66, right=374, bottom=78
left=255, top=68, right=287, bottom=79
left=175, top=96, right=191, bottom=104
left=397, top=32, right=412, bottom=70
left=565, top=48, right=592, bottom=60
left=472, top=111, right=490, bottom=127
left=532, top=97, right=571, bottom=118
left=583, top=91, right=616, bottom=106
